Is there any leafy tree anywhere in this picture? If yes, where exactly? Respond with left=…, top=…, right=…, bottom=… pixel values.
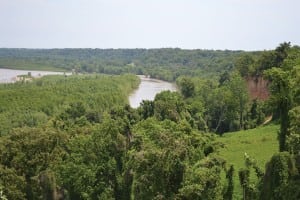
left=235, top=54, right=255, bottom=77
left=274, top=42, right=291, bottom=66
left=260, top=152, right=299, bottom=200
left=129, top=118, right=224, bottom=199
left=226, top=73, right=249, bottom=129
left=219, top=71, right=231, bottom=85
left=223, top=165, right=234, bottom=200
left=199, top=72, right=250, bottom=133
left=0, top=165, right=26, bottom=200
left=177, top=77, right=195, bottom=98
left=238, top=168, right=251, bottom=200
left=256, top=51, right=277, bottom=74
left=154, top=91, right=186, bottom=122
left=247, top=99, right=266, bottom=128
left=264, top=45, right=300, bottom=151
left=129, top=119, right=187, bottom=199
left=265, top=66, right=294, bottom=151
left=287, top=106, right=300, bottom=154
left=0, top=127, right=68, bottom=199
left=138, top=100, right=154, bottom=119
left=206, top=85, right=237, bottom=133
left=64, top=102, right=86, bottom=120
left=56, top=115, right=133, bottom=200
left=178, top=157, right=226, bottom=200
left=237, top=153, right=264, bottom=200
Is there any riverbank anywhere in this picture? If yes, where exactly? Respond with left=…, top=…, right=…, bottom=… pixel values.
left=0, top=62, right=66, bottom=72
left=0, top=68, right=69, bottom=83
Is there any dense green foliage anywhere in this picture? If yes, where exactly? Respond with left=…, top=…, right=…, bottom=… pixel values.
left=0, top=48, right=243, bottom=81
left=0, top=74, right=139, bottom=135
left=0, top=74, right=141, bottom=199
left=176, top=72, right=257, bottom=134
left=1, top=42, right=300, bottom=199
left=0, top=74, right=231, bottom=199
left=234, top=42, right=297, bottom=77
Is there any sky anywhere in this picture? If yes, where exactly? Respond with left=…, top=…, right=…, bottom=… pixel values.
left=0, top=0, right=299, bottom=50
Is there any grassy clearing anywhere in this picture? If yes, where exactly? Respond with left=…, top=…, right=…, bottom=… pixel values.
left=216, top=124, right=279, bottom=199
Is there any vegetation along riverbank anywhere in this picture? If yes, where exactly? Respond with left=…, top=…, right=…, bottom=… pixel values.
left=0, top=42, right=300, bottom=199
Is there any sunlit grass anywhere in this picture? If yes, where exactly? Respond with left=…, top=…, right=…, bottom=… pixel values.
left=217, top=124, right=279, bottom=199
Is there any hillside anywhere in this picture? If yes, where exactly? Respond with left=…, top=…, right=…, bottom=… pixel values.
left=217, top=124, right=279, bottom=199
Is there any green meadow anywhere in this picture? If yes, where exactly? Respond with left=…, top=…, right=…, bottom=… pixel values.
left=217, top=124, right=279, bottom=199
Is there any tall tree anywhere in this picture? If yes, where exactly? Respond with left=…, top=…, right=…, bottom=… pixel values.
left=177, top=77, right=195, bottom=98
left=264, top=44, right=299, bottom=151
left=265, top=68, right=293, bottom=151
left=227, top=73, right=249, bottom=130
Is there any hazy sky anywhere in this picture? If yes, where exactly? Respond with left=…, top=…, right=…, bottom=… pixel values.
left=0, top=0, right=299, bottom=50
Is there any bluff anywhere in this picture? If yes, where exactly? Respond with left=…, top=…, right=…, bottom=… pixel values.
left=246, top=76, right=269, bottom=100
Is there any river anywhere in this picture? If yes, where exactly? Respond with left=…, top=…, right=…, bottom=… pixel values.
left=129, top=75, right=177, bottom=108
left=0, top=68, right=67, bottom=83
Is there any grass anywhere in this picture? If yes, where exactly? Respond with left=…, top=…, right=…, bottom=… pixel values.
left=216, top=124, right=279, bottom=199
left=0, top=58, right=66, bottom=72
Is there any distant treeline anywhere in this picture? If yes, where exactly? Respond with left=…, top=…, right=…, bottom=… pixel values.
left=0, top=48, right=246, bottom=81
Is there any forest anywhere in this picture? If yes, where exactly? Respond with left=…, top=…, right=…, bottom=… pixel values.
left=0, top=48, right=246, bottom=81
left=0, top=43, right=300, bottom=200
